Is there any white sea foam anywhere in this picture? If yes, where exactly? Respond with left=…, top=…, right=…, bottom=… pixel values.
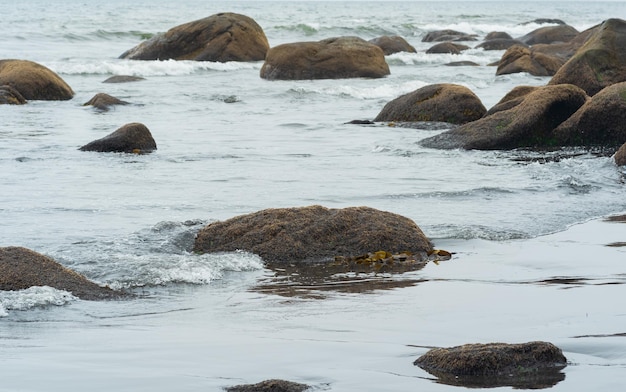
left=0, top=286, right=77, bottom=317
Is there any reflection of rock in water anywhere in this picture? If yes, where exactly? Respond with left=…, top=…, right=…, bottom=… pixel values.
left=414, top=341, right=567, bottom=389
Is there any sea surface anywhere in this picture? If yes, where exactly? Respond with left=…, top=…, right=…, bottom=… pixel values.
left=1, top=1, right=625, bottom=391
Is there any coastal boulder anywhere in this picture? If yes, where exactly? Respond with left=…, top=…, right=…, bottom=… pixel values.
left=225, top=380, right=310, bottom=392
left=518, top=24, right=579, bottom=45
left=414, top=341, right=567, bottom=389
left=119, top=13, right=269, bottom=62
left=193, top=205, right=433, bottom=264
left=476, top=39, right=526, bottom=51
left=485, top=31, right=513, bottom=40
left=103, top=75, right=145, bottom=83
left=0, top=59, right=74, bottom=100
left=79, top=122, right=157, bottom=153
left=614, top=142, right=626, bottom=166
left=374, top=83, right=486, bottom=124
left=0, top=247, right=121, bottom=300
left=496, top=45, right=565, bottom=76
left=83, top=93, right=129, bottom=111
left=426, top=42, right=470, bottom=54
left=485, top=85, right=539, bottom=116
left=420, top=84, right=588, bottom=150
left=422, top=30, right=477, bottom=42
left=369, top=35, right=416, bottom=55
left=0, top=85, right=26, bottom=105
left=553, top=82, right=626, bottom=147
left=549, top=18, right=626, bottom=96
left=260, top=37, right=390, bottom=80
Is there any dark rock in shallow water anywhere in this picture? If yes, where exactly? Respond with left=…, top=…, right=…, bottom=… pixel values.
left=414, top=341, right=567, bottom=389
left=79, top=122, right=157, bottom=153
left=368, top=35, right=416, bottom=55
left=444, top=61, right=479, bottom=67
left=83, top=93, right=129, bottom=111
left=0, top=247, right=122, bottom=300
left=0, top=59, right=74, bottom=100
left=426, top=42, right=469, bottom=54
left=476, top=38, right=526, bottom=51
left=422, top=29, right=477, bottom=42
left=102, top=75, right=145, bottom=83
left=225, top=379, right=310, bottom=392
left=193, top=205, right=433, bottom=264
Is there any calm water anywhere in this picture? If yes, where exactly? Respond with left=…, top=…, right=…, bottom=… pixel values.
left=1, top=1, right=626, bottom=391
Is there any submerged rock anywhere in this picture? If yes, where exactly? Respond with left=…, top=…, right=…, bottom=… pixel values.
left=102, top=75, right=145, bottom=83
left=79, top=122, right=157, bottom=153
left=374, top=83, right=486, bottom=125
left=414, top=341, right=567, bottom=389
left=119, top=12, right=269, bottom=62
left=83, top=93, right=129, bottom=111
left=193, top=205, right=433, bottom=264
left=0, top=247, right=122, bottom=300
left=260, top=36, right=390, bottom=80
left=369, top=35, right=416, bottom=55
left=225, top=379, right=310, bottom=392
left=0, top=59, right=74, bottom=100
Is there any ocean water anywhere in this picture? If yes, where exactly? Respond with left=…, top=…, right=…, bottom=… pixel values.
left=1, top=1, right=626, bottom=391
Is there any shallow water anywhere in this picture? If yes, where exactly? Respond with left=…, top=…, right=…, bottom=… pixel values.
left=2, top=1, right=626, bottom=390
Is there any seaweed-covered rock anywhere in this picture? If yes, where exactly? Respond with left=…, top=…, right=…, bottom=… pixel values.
left=369, top=35, right=416, bottom=55
left=83, top=93, right=129, bottom=111
left=414, top=341, right=567, bottom=389
left=549, top=18, right=626, bottom=96
left=374, top=83, right=486, bottom=124
left=420, top=84, right=588, bottom=150
left=260, top=37, right=389, bottom=80
left=0, top=84, right=26, bottom=105
left=615, top=142, right=626, bottom=166
left=553, top=82, right=626, bottom=147
left=79, top=122, right=157, bottom=153
left=193, top=205, right=433, bottom=264
left=225, top=379, right=310, bottom=392
left=496, top=45, right=565, bottom=76
left=0, top=59, right=74, bottom=100
left=119, top=13, right=269, bottom=62
left=518, top=24, right=579, bottom=45
left=0, top=247, right=121, bottom=300
left=426, top=42, right=470, bottom=54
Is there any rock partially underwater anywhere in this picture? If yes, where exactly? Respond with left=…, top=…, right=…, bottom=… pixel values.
left=225, top=379, right=310, bottom=392
left=79, top=122, right=157, bottom=153
left=0, top=59, right=74, bottom=101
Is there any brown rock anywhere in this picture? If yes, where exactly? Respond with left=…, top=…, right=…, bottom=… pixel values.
left=374, top=83, right=486, bottom=124
left=369, top=35, right=416, bottom=55
left=496, top=45, right=565, bottom=76
left=225, top=380, right=309, bottom=392
left=518, top=24, right=579, bottom=45
left=426, top=42, right=470, bottom=54
left=486, top=85, right=540, bottom=115
left=0, top=84, right=27, bottom=105
left=193, top=205, right=433, bottom=264
left=260, top=37, right=389, bottom=80
left=119, top=13, right=269, bottom=62
left=0, top=247, right=121, bottom=300
left=79, top=122, right=157, bottom=153
left=614, top=142, right=626, bottom=166
left=549, top=18, right=626, bottom=96
left=0, top=59, right=74, bottom=100
left=422, top=30, right=477, bottom=42
left=83, top=93, right=129, bottom=111
left=103, top=75, right=145, bottom=83
left=476, top=39, right=526, bottom=51
left=485, top=31, right=513, bottom=40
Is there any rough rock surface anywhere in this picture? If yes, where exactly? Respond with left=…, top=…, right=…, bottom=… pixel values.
left=119, top=13, right=269, bottom=62
left=260, top=37, right=390, bottom=80
left=83, top=93, right=129, bottom=111
left=225, top=379, right=310, bottom=392
left=369, top=35, right=416, bottom=55
left=79, top=122, right=157, bottom=153
left=485, top=85, right=539, bottom=116
left=374, top=83, right=486, bottom=124
left=193, top=205, right=433, bottom=263
left=0, top=247, right=121, bottom=300
left=0, top=59, right=74, bottom=100
left=496, top=45, right=565, bottom=76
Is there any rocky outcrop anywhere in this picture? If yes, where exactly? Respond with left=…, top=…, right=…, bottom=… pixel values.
left=553, top=82, right=626, bottom=147
left=414, top=341, right=567, bottom=389
left=374, top=83, right=486, bottom=124
left=422, top=30, right=477, bottom=42
left=79, top=122, right=157, bottom=153
left=0, top=247, right=121, bottom=300
left=420, top=84, right=588, bottom=150
left=549, top=18, right=626, bottom=96
left=369, top=35, right=416, bottom=55
left=426, top=42, right=470, bottom=54
left=225, top=380, right=310, bottom=392
left=518, top=24, right=579, bottom=45
left=496, top=45, right=565, bottom=76
left=0, top=59, right=74, bottom=100
left=260, top=37, right=390, bottom=80
left=83, top=93, right=129, bottom=111
left=0, top=85, right=26, bottom=105
left=485, top=85, right=539, bottom=116
left=119, top=13, right=269, bottom=62
left=476, top=39, right=526, bottom=51
left=193, top=205, right=433, bottom=264
left=615, top=143, right=626, bottom=166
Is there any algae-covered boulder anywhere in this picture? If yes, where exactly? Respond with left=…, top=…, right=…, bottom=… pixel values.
left=0, top=247, right=121, bottom=300
left=119, top=13, right=269, bottom=62
left=549, top=18, right=626, bottom=96
left=225, top=379, right=310, bottom=392
left=0, top=85, right=27, bottom=105
left=193, top=205, right=433, bottom=264
left=0, top=59, right=74, bottom=100
left=496, top=45, right=565, bottom=76
left=374, top=83, right=486, bottom=124
left=553, top=82, right=626, bottom=147
left=83, top=93, right=129, bottom=111
left=420, top=84, right=588, bottom=150
left=614, top=142, right=626, bottom=166
left=414, top=341, right=567, bottom=389
left=369, top=35, right=416, bottom=55
left=260, top=37, right=390, bottom=80
left=79, top=122, right=156, bottom=153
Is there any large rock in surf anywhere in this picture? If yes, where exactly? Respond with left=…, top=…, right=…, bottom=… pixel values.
left=420, top=84, right=588, bottom=150
left=119, top=13, right=269, bottom=62
left=422, top=29, right=477, bottom=42
left=476, top=38, right=526, bottom=51
left=374, top=83, right=486, bottom=124
left=193, top=205, right=433, bottom=264
left=0, top=59, right=74, bottom=101
left=0, top=247, right=121, bottom=300
left=414, top=341, right=567, bottom=389
left=260, top=37, right=390, bottom=80
left=0, top=85, right=27, bottom=105
left=426, top=42, right=470, bottom=54
left=496, top=45, right=565, bottom=76
left=614, top=142, right=626, bottom=166
left=79, top=122, right=157, bottom=153
left=369, top=35, right=416, bottom=55
left=549, top=18, right=626, bottom=96
left=553, top=82, right=626, bottom=147
left=83, top=93, right=129, bottom=111
left=225, top=380, right=310, bottom=392
left=518, top=24, right=579, bottom=45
